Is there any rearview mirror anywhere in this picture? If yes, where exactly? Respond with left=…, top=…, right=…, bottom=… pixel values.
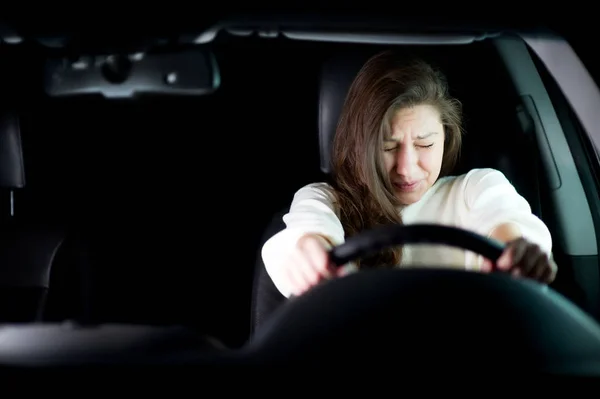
left=44, top=48, right=220, bottom=98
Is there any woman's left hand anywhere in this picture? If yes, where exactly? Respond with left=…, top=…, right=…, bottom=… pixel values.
left=493, top=238, right=557, bottom=283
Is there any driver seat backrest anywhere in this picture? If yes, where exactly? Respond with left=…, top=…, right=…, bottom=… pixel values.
left=250, top=52, right=368, bottom=335
left=250, top=49, right=543, bottom=336
left=0, top=111, right=65, bottom=322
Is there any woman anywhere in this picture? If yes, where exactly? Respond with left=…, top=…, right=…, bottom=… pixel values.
left=262, top=50, right=557, bottom=298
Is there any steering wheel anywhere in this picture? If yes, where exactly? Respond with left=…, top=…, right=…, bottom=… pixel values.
left=328, top=223, right=505, bottom=268
left=248, top=223, right=600, bottom=371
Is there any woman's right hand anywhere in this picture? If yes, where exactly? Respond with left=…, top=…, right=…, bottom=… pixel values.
left=282, top=233, right=342, bottom=296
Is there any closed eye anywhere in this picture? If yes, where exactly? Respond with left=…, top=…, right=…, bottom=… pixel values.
left=384, top=142, right=434, bottom=152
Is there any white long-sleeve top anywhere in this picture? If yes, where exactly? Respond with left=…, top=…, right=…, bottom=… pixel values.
left=261, top=168, right=553, bottom=298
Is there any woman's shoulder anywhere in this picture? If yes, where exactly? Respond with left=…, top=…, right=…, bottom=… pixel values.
left=293, top=182, right=336, bottom=197
left=463, top=167, right=511, bottom=184
left=437, top=168, right=512, bottom=191
left=427, top=168, right=514, bottom=204
left=432, top=168, right=523, bottom=214
left=290, top=182, right=338, bottom=207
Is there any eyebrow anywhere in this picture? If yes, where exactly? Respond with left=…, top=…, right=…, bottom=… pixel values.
left=384, top=132, right=439, bottom=142
left=417, top=132, right=438, bottom=139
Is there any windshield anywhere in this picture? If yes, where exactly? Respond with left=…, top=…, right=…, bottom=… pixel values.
left=0, top=18, right=598, bottom=353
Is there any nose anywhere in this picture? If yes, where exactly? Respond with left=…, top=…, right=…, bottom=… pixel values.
left=395, top=143, right=418, bottom=178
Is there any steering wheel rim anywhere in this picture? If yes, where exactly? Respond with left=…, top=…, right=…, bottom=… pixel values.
left=328, top=223, right=506, bottom=267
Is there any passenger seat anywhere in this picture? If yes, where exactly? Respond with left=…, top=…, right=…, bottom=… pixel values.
left=0, top=111, right=65, bottom=322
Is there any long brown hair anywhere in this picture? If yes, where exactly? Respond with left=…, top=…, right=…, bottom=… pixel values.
left=330, top=50, right=463, bottom=269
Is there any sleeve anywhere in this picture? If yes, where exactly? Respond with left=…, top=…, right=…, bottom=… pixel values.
left=462, top=168, right=553, bottom=256
left=260, top=183, right=348, bottom=298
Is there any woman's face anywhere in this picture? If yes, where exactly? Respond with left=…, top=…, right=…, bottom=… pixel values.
left=383, top=104, right=445, bottom=205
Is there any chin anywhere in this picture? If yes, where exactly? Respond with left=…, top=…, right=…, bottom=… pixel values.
left=395, top=191, right=424, bottom=205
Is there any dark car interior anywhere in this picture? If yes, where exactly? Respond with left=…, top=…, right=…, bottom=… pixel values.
left=1, top=14, right=600, bottom=372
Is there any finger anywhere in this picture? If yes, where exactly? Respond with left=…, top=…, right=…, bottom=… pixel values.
left=481, top=258, right=493, bottom=272
left=540, top=259, right=558, bottom=284
left=549, top=259, right=558, bottom=283
left=284, top=255, right=306, bottom=296
left=292, top=238, right=320, bottom=292
left=530, top=252, right=550, bottom=281
left=293, top=250, right=321, bottom=290
left=538, top=264, right=553, bottom=284
left=335, top=262, right=358, bottom=277
left=295, top=241, right=328, bottom=291
left=519, top=245, right=544, bottom=277
left=302, top=237, right=333, bottom=280
left=496, top=240, right=520, bottom=270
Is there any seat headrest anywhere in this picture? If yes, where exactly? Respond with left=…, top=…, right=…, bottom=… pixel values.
left=318, top=52, right=367, bottom=174
left=318, top=51, right=374, bottom=174
left=0, top=112, right=25, bottom=189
